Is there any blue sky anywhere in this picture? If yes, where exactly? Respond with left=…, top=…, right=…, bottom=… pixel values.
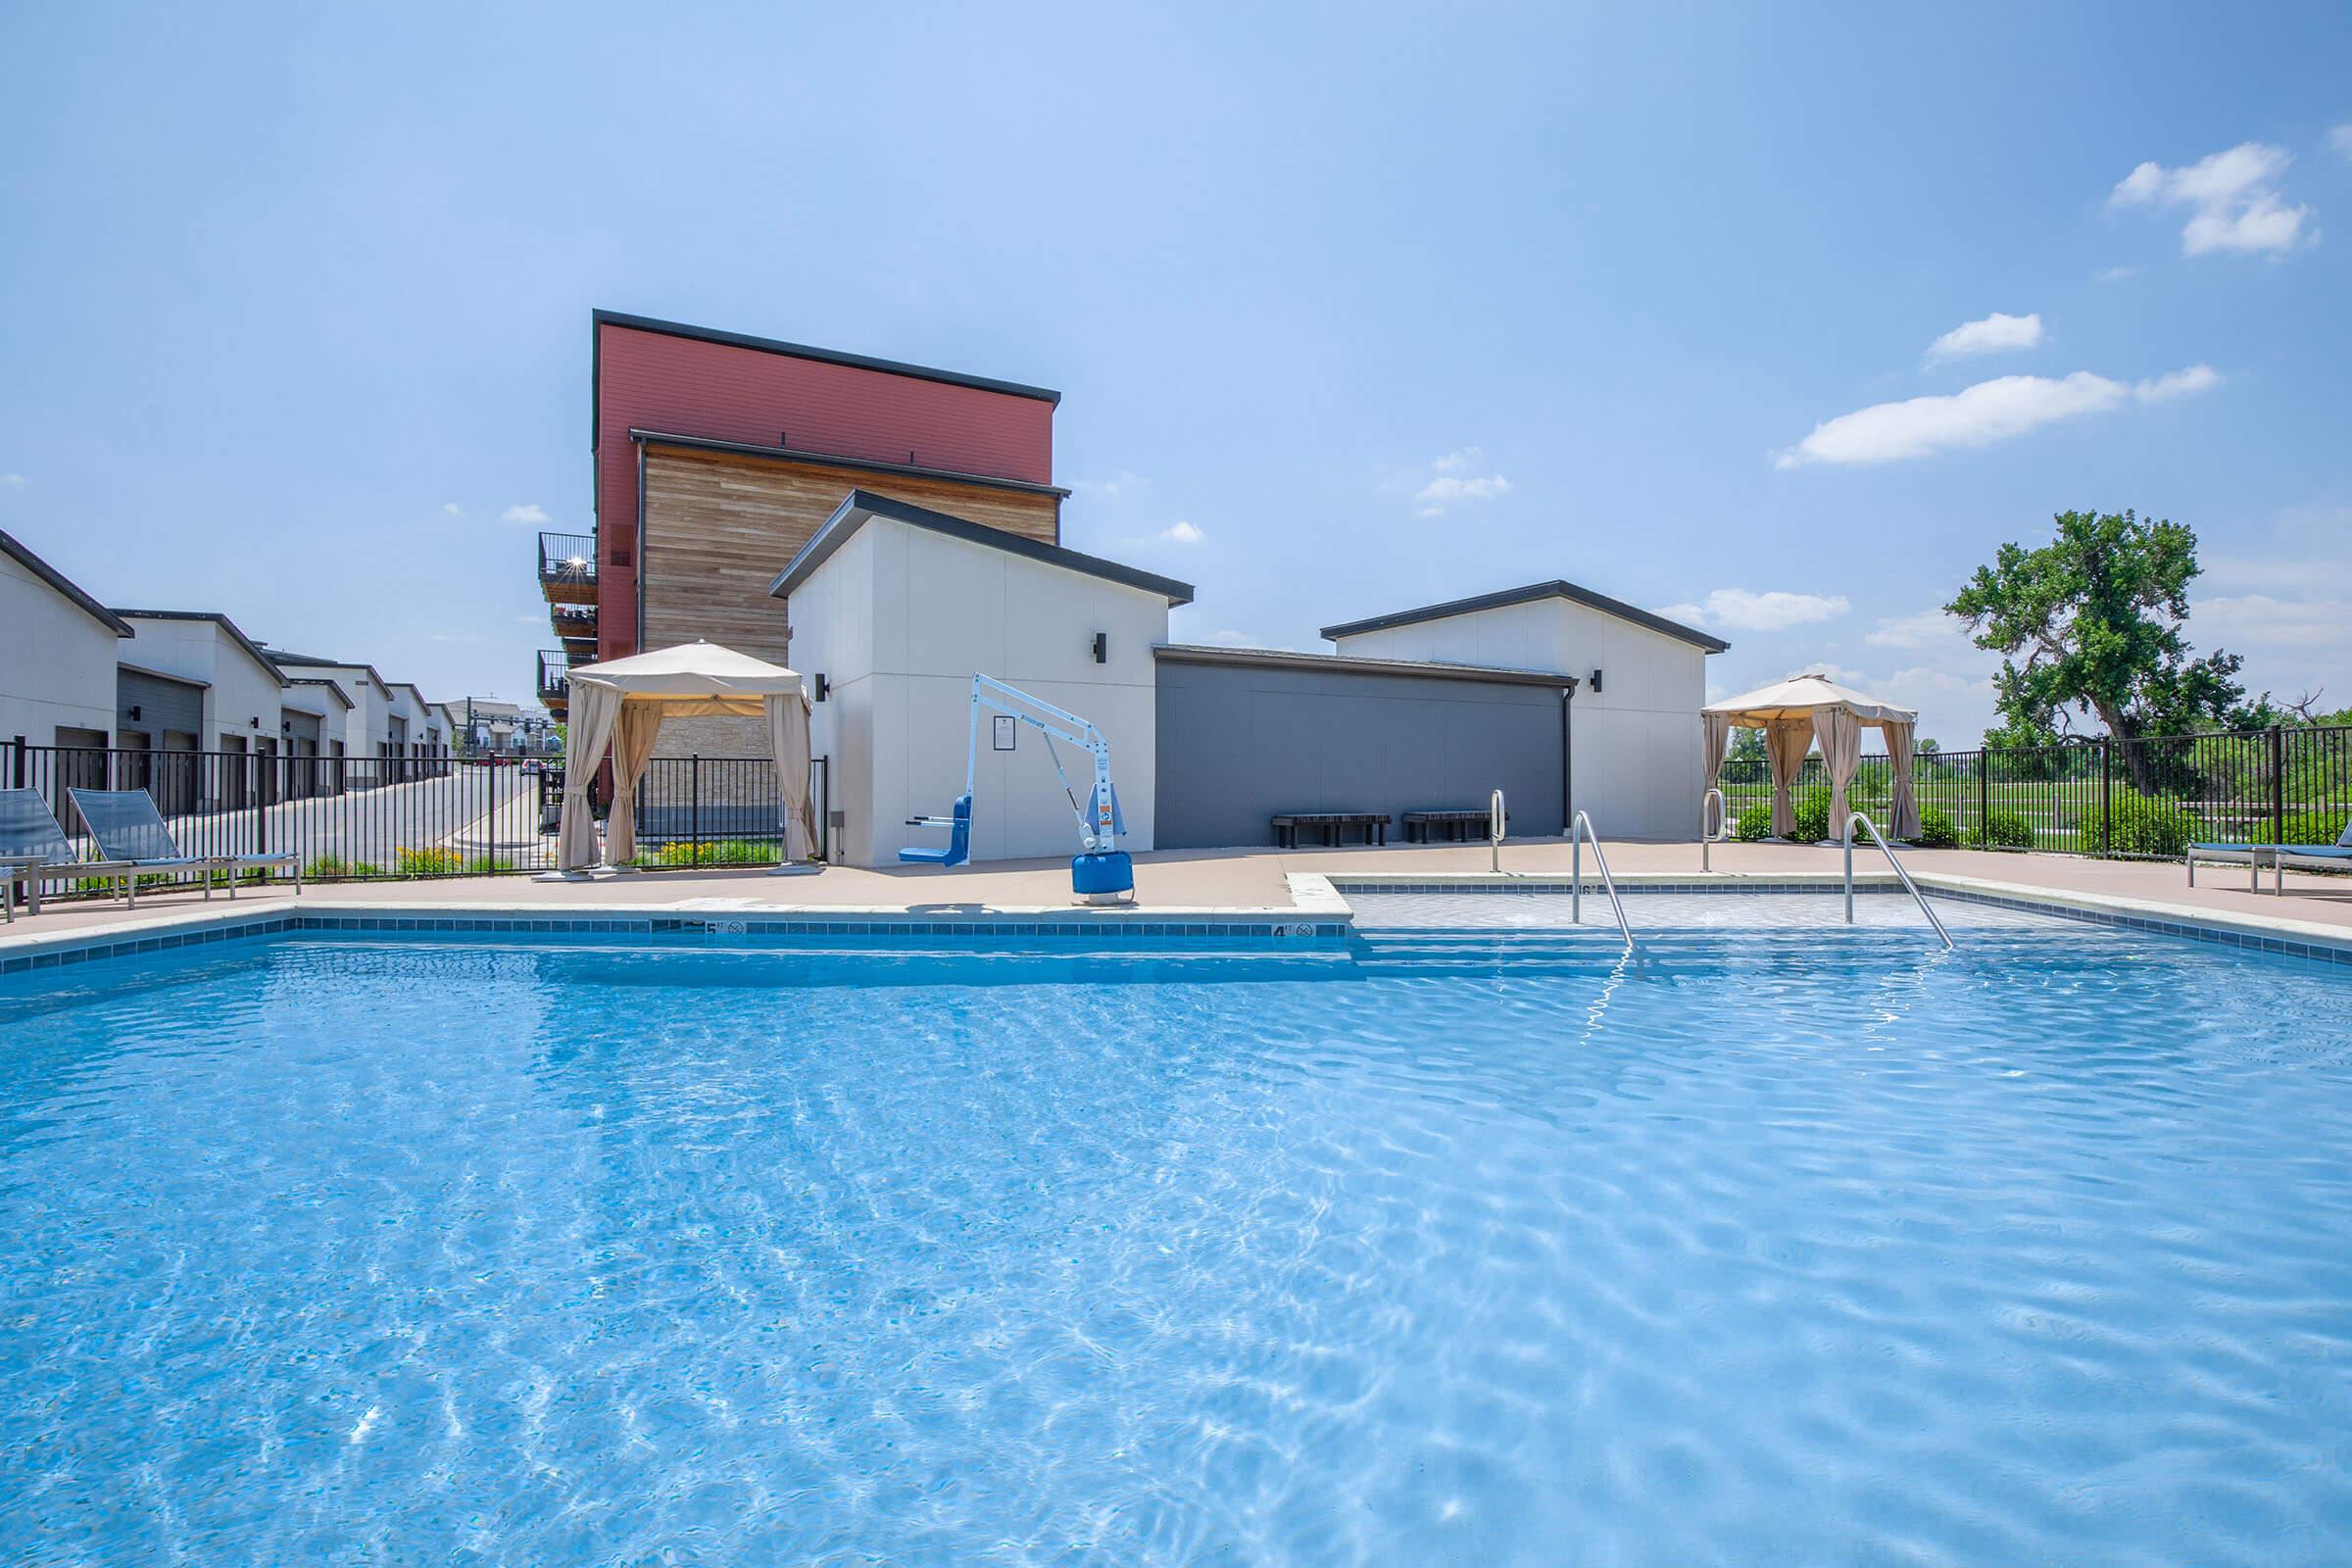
left=3, top=2, right=2346, bottom=743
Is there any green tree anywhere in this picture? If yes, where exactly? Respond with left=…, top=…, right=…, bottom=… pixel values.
left=1947, top=509, right=2246, bottom=788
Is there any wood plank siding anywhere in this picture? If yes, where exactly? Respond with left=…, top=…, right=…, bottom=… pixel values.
left=638, top=445, right=1062, bottom=662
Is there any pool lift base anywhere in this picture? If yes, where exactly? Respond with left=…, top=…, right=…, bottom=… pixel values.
left=900, top=674, right=1136, bottom=904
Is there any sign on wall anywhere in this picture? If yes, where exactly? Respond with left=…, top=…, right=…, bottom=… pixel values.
left=993, top=714, right=1016, bottom=752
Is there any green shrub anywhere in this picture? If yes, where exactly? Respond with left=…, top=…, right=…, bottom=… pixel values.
left=1907, top=805, right=1958, bottom=849
left=2082, top=789, right=2194, bottom=858
left=1973, top=808, right=2036, bottom=850
left=637, top=839, right=782, bottom=869
left=1788, top=785, right=1834, bottom=844
left=394, top=847, right=468, bottom=877
left=1733, top=805, right=1773, bottom=842
left=389, top=848, right=514, bottom=877
left=2280, top=809, right=2351, bottom=847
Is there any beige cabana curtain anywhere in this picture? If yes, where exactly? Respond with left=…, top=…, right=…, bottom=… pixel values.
left=1763, top=719, right=1813, bottom=838
left=1701, top=712, right=1731, bottom=787
left=602, top=704, right=667, bottom=865
left=766, top=692, right=817, bottom=861
left=554, top=642, right=815, bottom=872
left=558, top=681, right=623, bottom=870
left=1886, top=718, right=1921, bottom=840
left=1813, top=706, right=1862, bottom=835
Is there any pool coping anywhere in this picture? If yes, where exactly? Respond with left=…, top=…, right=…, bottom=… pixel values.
left=3, top=866, right=2348, bottom=973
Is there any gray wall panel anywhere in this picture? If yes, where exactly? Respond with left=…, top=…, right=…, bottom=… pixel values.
left=118, top=668, right=204, bottom=739
left=1154, top=660, right=1569, bottom=848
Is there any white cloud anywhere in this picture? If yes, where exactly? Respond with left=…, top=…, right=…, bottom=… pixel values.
left=443, top=502, right=464, bottom=516
left=2334, top=124, right=2352, bottom=161
left=1925, top=312, right=2043, bottom=365
left=0, top=472, right=24, bottom=486
left=1159, top=520, right=1203, bottom=545
left=2193, top=593, right=2352, bottom=650
left=2134, top=363, right=2221, bottom=401
left=2109, top=142, right=2313, bottom=255
left=2091, top=266, right=2135, bottom=283
left=1204, top=628, right=1265, bottom=648
left=1775, top=365, right=2220, bottom=466
left=1071, top=470, right=1147, bottom=500
left=1412, top=450, right=1511, bottom=516
left=1655, top=588, right=1851, bottom=632
left=1865, top=608, right=1970, bottom=651
left=501, top=503, right=550, bottom=524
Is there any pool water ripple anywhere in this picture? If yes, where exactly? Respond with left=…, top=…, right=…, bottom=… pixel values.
left=0, top=915, right=2348, bottom=1564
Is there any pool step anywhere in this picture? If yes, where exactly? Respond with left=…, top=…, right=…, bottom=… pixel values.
left=1347, top=923, right=2012, bottom=973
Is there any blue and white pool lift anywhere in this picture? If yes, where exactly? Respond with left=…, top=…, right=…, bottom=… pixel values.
left=899, top=673, right=1135, bottom=904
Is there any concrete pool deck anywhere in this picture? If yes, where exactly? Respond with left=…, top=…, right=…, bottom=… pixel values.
left=5, top=838, right=2350, bottom=960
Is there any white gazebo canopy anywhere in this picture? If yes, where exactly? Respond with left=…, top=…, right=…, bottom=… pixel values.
left=1701, top=672, right=1922, bottom=840
left=556, top=641, right=818, bottom=872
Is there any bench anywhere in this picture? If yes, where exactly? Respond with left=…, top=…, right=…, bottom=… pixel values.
left=1400, top=808, right=1507, bottom=843
left=1271, top=812, right=1389, bottom=849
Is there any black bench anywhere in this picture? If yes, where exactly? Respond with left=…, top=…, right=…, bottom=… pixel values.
left=1400, top=808, right=1507, bottom=843
left=1271, top=812, right=1390, bottom=849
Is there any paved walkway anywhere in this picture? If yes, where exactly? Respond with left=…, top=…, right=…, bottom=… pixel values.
left=9, top=837, right=2347, bottom=944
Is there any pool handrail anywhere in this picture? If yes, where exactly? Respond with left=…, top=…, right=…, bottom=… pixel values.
left=1843, top=811, right=1953, bottom=949
left=1570, top=810, right=1639, bottom=956
left=1490, top=788, right=1505, bottom=873
left=1700, top=787, right=1729, bottom=872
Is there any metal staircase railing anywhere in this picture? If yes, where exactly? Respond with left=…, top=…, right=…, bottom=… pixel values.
left=1843, top=812, right=1953, bottom=949
left=1569, top=810, right=1639, bottom=956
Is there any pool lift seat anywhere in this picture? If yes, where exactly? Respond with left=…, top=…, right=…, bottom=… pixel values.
left=899, top=794, right=973, bottom=867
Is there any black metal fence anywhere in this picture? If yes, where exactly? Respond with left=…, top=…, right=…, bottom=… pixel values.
left=5, top=741, right=830, bottom=885
left=1720, top=724, right=2352, bottom=857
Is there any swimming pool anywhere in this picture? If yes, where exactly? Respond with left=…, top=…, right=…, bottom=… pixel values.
left=3, top=904, right=2349, bottom=1564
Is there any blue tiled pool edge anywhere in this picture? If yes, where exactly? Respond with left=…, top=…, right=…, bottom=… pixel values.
left=0, top=908, right=1355, bottom=974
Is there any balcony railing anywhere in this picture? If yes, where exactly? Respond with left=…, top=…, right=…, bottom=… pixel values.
left=538, top=532, right=598, bottom=605
left=537, top=650, right=571, bottom=705
left=551, top=602, right=597, bottom=652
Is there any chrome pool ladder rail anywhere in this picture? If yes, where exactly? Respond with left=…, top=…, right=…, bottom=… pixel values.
left=1570, top=809, right=1639, bottom=956
left=1843, top=811, right=1953, bottom=949
left=1700, top=786, right=1729, bottom=872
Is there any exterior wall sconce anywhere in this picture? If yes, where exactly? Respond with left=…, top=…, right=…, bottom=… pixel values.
left=251, top=716, right=263, bottom=728
left=812, top=674, right=829, bottom=702
left=1092, top=632, right=1107, bottom=664
left=127, top=705, right=142, bottom=721
left=1590, top=669, right=1604, bottom=694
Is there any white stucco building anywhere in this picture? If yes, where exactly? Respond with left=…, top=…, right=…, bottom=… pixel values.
left=774, top=491, right=1188, bottom=867
left=266, top=654, right=398, bottom=770
left=1321, top=580, right=1727, bottom=841
left=115, top=612, right=289, bottom=748
left=0, top=527, right=128, bottom=753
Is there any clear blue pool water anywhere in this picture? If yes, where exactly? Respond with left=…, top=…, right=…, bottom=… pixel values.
left=3, top=910, right=2351, bottom=1565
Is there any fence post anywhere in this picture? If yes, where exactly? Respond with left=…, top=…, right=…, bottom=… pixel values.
left=2271, top=724, right=2285, bottom=846
left=691, top=755, right=702, bottom=860
left=1978, top=748, right=1989, bottom=847
left=9, top=736, right=23, bottom=790
left=2100, top=736, right=2111, bottom=857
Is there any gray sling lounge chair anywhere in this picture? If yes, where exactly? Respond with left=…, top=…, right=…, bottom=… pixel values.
left=0, top=788, right=141, bottom=920
left=67, top=787, right=300, bottom=906
left=2188, top=817, right=2352, bottom=895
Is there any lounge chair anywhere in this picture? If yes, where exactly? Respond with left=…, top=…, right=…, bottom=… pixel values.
left=2188, top=818, right=2352, bottom=894
left=0, top=788, right=142, bottom=920
left=67, top=787, right=300, bottom=905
